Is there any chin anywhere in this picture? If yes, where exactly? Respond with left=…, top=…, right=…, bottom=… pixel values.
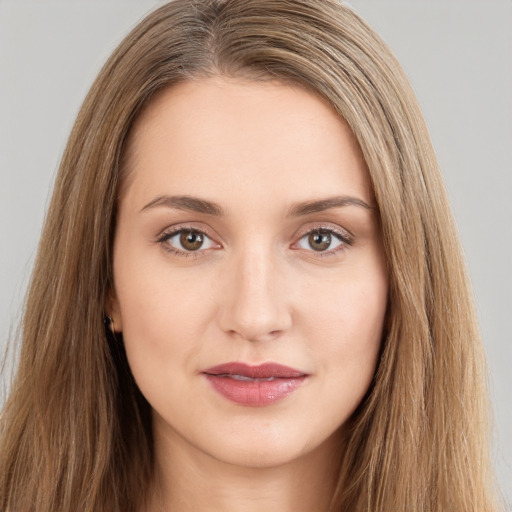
left=212, top=441, right=307, bottom=469
left=199, top=422, right=339, bottom=470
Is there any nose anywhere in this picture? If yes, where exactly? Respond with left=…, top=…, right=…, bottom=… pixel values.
left=218, top=245, right=292, bottom=343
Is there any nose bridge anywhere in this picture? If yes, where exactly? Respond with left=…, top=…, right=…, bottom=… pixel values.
left=220, top=238, right=290, bottom=341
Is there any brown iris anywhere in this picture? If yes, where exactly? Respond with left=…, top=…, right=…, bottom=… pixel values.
left=180, top=230, right=204, bottom=251
left=308, top=230, right=332, bottom=251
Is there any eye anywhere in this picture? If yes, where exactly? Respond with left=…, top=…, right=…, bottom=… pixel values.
left=160, top=228, right=219, bottom=253
left=295, top=228, right=348, bottom=252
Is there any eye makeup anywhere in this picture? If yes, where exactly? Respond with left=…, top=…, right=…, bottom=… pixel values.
left=155, top=224, right=222, bottom=259
left=291, top=223, right=354, bottom=259
left=154, top=221, right=354, bottom=261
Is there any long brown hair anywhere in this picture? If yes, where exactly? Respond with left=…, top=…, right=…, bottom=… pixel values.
left=0, top=1, right=499, bottom=510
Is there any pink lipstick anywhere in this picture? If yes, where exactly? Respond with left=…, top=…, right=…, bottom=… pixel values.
left=202, top=362, right=308, bottom=406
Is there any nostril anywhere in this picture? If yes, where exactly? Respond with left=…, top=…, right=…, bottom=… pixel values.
left=228, top=328, right=285, bottom=344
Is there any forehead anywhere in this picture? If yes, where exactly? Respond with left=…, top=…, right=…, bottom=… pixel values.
left=121, top=76, right=373, bottom=209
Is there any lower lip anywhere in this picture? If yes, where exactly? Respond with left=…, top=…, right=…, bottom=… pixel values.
left=204, top=374, right=307, bottom=406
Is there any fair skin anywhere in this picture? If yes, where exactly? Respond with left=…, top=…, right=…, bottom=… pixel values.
left=111, top=76, right=388, bottom=512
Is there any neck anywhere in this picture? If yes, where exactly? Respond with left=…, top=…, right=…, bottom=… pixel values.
left=144, top=422, right=343, bottom=512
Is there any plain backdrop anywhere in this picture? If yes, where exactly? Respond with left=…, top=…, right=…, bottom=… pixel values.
left=1, top=0, right=511, bottom=506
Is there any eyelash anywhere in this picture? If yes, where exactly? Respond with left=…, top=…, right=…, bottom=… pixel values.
left=156, top=225, right=353, bottom=259
left=156, top=225, right=219, bottom=259
left=294, top=226, right=353, bottom=258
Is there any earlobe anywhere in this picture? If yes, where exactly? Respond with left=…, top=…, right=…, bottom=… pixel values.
left=104, top=315, right=116, bottom=333
left=105, top=289, right=123, bottom=333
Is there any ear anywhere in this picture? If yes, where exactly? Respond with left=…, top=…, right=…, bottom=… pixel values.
left=105, top=287, right=123, bottom=333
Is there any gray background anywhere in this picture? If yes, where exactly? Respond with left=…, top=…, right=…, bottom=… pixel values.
left=1, top=0, right=510, bottom=506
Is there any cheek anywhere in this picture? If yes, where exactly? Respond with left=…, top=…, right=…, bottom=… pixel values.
left=302, top=265, right=387, bottom=394
left=113, top=251, right=211, bottom=382
left=305, top=264, right=387, bottom=341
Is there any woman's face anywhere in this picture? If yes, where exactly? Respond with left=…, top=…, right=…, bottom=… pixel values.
left=111, top=76, right=388, bottom=469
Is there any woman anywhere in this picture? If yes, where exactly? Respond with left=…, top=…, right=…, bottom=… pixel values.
left=0, top=0, right=500, bottom=511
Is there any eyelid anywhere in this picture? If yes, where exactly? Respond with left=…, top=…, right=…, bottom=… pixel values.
left=154, top=222, right=353, bottom=258
left=294, top=222, right=353, bottom=242
left=156, top=222, right=219, bottom=241
left=155, top=224, right=222, bottom=257
left=290, top=224, right=353, bottom=255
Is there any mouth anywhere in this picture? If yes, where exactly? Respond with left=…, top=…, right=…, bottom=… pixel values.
left=201, top=362, right=309, bottom=407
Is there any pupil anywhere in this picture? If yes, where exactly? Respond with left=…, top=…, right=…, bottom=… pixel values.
left=180, top=231, right=203, bottom=251
left=309, top=231, right=331, bottom=251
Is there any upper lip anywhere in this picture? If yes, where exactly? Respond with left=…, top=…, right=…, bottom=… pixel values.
left=202, top=362, right=307, bottom=379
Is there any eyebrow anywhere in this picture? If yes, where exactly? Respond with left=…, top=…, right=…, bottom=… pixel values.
left=140, top=195, right=224, bottom=216
left=140, top=194, right=374, bottom=217
left=286, top=196, right=374, bottom=217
